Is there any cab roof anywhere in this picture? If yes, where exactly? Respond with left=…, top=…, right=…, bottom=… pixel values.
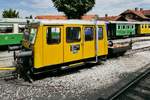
left=33, top=19, right=106, bottom=25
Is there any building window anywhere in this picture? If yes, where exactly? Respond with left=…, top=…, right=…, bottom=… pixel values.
left=84, top=27, right=94, bottom=41
left=98, top=27, right=103, bottom=39
left=47, top=27, right=61, bottom=44
left=66, top=27, right=81, bottom=43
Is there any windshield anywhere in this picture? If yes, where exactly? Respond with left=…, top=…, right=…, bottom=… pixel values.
left=29, top=28, right=37, bottom=43
left=23, top=27, right=37, bottom=44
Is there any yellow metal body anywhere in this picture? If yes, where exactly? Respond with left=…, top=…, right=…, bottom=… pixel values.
left=34, top=26, right=43, bottom=68
left=138, top=24, right=150, bottom=34
left=33, top=22, right=108, bottom=69
left=0, top=67, right=16, bottom=71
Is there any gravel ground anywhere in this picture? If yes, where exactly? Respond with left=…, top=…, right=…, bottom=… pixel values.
left=0, top=51, right=13, bottom=67
left=0, top=50, right=150, bottom=100
left=112, top=36, right=150, bottom=44
left=132, top=41, right=150, bottom=49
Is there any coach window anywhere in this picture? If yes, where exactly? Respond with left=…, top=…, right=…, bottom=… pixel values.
left=142, top=25, right=144, bottom=28
left=47, top=27, right=61, bottom=44
left=0, top=24, right=13, bottom=33
left=84, top=27, right=94, bottom=41
left=149, top=25, right=150, bottom=28
left=98, top=27, right=103, bottom=39
left=145, top=25, right=147, bottom=28
left=117, top=25, right=120, bottom=29
left=123, top=25, right=125, bottom=29
left=66, top=27, right=81, bottom=43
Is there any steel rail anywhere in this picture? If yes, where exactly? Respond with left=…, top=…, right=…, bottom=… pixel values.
left=108, top=63, right=150, bottom=100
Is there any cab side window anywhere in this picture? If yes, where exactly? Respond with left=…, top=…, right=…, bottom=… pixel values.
left=66, top=27, right=81, bottom=43
left=84, top=27, right=94, bottom=41
left=47, top=27, right=61, bottom=44
left=98, top=27, right=103, bottom=39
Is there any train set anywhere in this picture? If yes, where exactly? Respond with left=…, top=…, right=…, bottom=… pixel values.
left=107, top=21, right=150, bottom=39
left=0, top=19, right=150, bottom=46
left=0, top=18, right=150, bottom=80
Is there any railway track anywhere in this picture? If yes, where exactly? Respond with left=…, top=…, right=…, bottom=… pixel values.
left=125, top=46, right=150, bottom=56
left=107, top=63, right=150, bottom=100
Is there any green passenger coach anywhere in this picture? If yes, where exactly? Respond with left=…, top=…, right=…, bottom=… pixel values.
left=107, top=21, right=136, bottom=39
left=0, top=18, right=35, bottom=46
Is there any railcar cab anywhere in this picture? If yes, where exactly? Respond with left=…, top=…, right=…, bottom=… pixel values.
left=16, top=20, right=108, bottom=78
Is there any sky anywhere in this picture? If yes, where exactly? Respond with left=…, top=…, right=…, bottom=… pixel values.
left=0, top=0, right=150, bottom=18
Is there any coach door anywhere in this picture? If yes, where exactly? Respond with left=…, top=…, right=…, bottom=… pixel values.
left=83, top=26, right=95, bottom=59
left=43, top=26, right=63, bottom=67
left=97, top=25, right=107, bottom=56
left=64, top=25, right=83, bottom=63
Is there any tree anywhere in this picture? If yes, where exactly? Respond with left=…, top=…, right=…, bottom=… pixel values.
left=52, top=0, right=95, bottom=19
left=2, top=9, right=19, bottom=18
left=25, top=15, right=33, bottom=19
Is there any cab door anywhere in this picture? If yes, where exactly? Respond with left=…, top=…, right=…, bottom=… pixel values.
left=64, top=25, right=83, bottom=63
left=43, top=26, right=63, bottom=67
left=83, top=26, right=95, bottom=59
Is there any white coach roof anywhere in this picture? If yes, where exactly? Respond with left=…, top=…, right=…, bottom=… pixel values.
left=109, top=21, right=150, bottom=24
left=0, top=18, right=36, bottom=23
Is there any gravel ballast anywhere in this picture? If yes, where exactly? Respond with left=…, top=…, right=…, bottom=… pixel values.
left=0, top=50, right=150, bottom=100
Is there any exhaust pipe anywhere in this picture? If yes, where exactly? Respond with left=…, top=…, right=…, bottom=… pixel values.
left=16, top=51, right=32, bottom=58
left=8, top=46, right=22, bottom=52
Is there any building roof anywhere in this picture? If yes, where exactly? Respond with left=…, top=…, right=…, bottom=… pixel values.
left=121, top=9, right=148, bottom=19
left=99, top=16, right=120, bottom=21
left=142, top=10, right=150, bottom=15
left=99, top=8, right=150, bottom=21
left=35, top=15, right=97, bottom=20
left=35, top=15, right=67, bottom=20
left=81, top=15, right=97, bottom=20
